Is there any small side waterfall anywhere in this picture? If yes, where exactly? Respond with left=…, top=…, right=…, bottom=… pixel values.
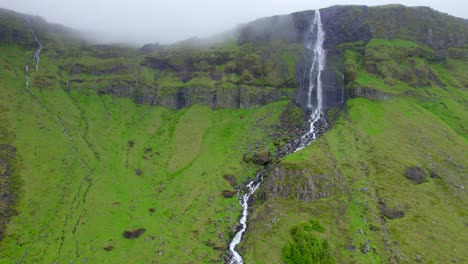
left=27, top=18, right=43, bottom=72
left=226, top=10, right=327, bottom=264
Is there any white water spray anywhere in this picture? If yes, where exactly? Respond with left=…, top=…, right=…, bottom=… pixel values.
left=227, top=10, right=326, bottom=263
left=227, top=173, right=263, bottom=264
left=295, top=10, right=326, bottom=152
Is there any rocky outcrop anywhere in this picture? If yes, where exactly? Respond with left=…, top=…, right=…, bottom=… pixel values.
left=252, top=148, right=271, bottom=165
left=258, top=165, right=337, bottom=201
left=0, top=144, right=16, bottom=240
left=98, top=84, right=294, bottom=109
left=405, top=167, right=427, bottom=184
left=349, top=86, right=392, bottom=100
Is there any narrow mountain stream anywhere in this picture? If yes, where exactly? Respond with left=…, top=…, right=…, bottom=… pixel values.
left=227, top=10, right=326, bottom=264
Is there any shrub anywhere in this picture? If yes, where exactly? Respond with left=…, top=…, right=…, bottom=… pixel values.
left=283, top=221, right=335, bottom=264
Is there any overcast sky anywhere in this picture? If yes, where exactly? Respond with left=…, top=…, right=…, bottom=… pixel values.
left=0, top=0, right=466, bottom=45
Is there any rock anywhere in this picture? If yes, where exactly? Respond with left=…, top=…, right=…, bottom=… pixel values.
left=103, top=246, right=114, bottom=251
left=135, top=169, right=143, bottom=176
left=347, top=245, right=357, bottom=252
left=222, top=190, right=236, bottom=198
left=361, top=239, right=370, bottom=254
left=405, top=167, right=427, bottom=184
left=242, top=153, right=252, bottom=163
left=123, top=228, right=146, bottom=239
left=252, top=148, right=271, bottom=165
left=148, top=208, right=156, bottom=213
left=350, top=86, right=392, bottom=100
left=223, top=174, right=238, bottom=187
left=379, top=201, right=405, bottom=219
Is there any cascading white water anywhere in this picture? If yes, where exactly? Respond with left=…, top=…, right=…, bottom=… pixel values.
left=27, top=18, right=43, bottom=72
left=295, top=10, right=326, bottom=152
left=227, top=10, right=326, bottom=264
left=227, top=173, right=263, bottom=264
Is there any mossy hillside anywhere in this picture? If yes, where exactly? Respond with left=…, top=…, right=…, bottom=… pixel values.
left=27, top=38, right=303, bottom=109
left=242, top=38, right=467, bottom=263
left=243, top=97, right=467, bottom=263
left=0, top=43, right=294, bottom=263
left=341, top=38, right=468, bottom=138
left=366, top=5, right=467, bottom=48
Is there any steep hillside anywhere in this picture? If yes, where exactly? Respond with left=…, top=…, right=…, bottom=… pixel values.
left=0, top=4, right=467, bottom=264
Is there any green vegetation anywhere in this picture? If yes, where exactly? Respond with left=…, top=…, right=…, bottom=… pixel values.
left=1, top=5, right=467, bottom=264
left=283, top=220, right=335, bottom=264
left=242, top=39, right=467, bottom=264
left=0, top=41, right=298, bottom=263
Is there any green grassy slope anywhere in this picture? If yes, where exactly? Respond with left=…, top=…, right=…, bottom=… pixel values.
left=0, top=43, right=293, bottom=263
left=1, top=7, right=467, bottom=264
left=242, top=39, right=467, bottom=263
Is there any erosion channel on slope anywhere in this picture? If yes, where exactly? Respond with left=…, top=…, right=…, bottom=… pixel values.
left=226, top=9, right=328, bottom=264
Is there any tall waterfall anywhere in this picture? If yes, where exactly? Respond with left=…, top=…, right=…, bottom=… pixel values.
left=295, top=10, right=326, bottom=152
left=226, top=10, right=326, bottom=263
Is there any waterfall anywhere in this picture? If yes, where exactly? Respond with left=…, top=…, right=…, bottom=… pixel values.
left=227, top=173, right=263, bottom=264
left=27, top=18, right=43, bottom=72
left=295, top=9, right=326, bottom=152
left=226, top=10, right=326, bottom=264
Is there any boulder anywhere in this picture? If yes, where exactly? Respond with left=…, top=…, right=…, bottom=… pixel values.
left=405, top=167, right=427, bottom=184
left=123, top=228, right=145, bottom=239
left=252, top=148, right=271, bottom=165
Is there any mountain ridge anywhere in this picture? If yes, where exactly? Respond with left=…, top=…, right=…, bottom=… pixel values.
left=0, top=4, right=466, bottom=263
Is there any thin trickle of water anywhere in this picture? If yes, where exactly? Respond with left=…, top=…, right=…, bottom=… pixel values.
left=27, top=18, right=43, bottom=72
left=227, top=10, right=326, bottom=264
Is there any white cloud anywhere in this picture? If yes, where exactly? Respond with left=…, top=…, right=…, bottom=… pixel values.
left=0, top=0, right=466, bottom=44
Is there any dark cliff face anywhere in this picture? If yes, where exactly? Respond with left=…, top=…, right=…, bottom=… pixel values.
left=238, top=4, right=468, bottom=110
left=240, top=5, right=467, bottom=49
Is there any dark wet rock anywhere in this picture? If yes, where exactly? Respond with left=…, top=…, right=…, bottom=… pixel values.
left=223, top=174, right=238, bottom=187
left=252, top=148, right=271, bottom=165
left=103, top=246, right=114, bottom=251
left=123, top=228, right=146, bottom=239
left=347, top=245, right=357, bottom=252
left=379, top=201, right=405, bottom=219
left=405, top=167, right=427, bottom=184
left=135, top=169, right=143, bottom=176
left=276, top=112, right=330, bottom=158
left=222, top=190, right=236, bottom=198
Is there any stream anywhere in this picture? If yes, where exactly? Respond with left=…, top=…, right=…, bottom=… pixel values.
left=226, top=9, right=326, bottom=264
